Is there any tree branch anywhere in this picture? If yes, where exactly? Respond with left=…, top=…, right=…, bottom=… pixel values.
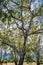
left=1, top=39, right=20, bottom=54
left=3, top=5, right=22, bottom=21
left=28, top=28, right=43, bottom=35
left=11, top=1, right=30, bottom=9
left=14, top=21, right=22, bottom=30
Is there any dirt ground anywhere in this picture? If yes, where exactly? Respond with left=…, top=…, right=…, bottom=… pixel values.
left=0, top=62, right=36, bottom=65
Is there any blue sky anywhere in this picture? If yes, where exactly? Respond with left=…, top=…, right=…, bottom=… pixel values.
left=35, top=0, right=43, bottom=6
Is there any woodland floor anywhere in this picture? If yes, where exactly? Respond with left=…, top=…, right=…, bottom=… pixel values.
left=0, top=62, right=36, bottom=65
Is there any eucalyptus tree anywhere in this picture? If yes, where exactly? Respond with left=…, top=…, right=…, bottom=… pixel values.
left=0, top=0, right=43, bottom=65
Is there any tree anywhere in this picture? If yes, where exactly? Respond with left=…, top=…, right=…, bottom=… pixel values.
left=0, top=47, right=3, bottom=65
left=30, top=35, right=41, bottom=65
left=0, top=0, right=43, bottom=65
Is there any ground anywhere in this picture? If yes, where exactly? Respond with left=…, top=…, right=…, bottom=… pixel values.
left=0, top=62, right=36, bottom=65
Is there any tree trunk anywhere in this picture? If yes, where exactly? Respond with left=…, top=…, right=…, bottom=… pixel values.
left=15, top=61, right=17, bottom=65
left=36, top=51, right=40, bottom=65
left=18, top=37, right=27, bottom=65
left=37, top=57, right=40, bottom=65
left=1, top=48, right=3, bottom=65
left=18, top=52, right=25, bottom=65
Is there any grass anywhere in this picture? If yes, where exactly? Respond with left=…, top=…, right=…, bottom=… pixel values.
left=0, top=62, right=36, bottom=65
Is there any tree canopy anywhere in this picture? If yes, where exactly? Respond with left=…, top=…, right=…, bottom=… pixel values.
left=0, top=0, right=43, bottom=65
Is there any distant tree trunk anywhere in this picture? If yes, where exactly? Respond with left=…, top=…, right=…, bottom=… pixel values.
left=36, top=51, right=40, bottom=65
left=1, top=48, right=3, bottom=65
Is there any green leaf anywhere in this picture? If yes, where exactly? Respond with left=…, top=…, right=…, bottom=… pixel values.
left=8, top=10, right=14, bottom=14
left=1, top=17, right=6, bottom=22
left=6, top=0, right=9, bottom=3
left=0, top=0, right=4, bottom=3
left=0, top=9, right=2, bottom=18
left=3, top=13, right=8, bottom=18
left=7, top=16, right=12, bottom=24
left=8, top=17, right=11, bottom=21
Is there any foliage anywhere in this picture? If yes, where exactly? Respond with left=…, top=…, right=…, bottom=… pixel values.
left=0, top=0, right=43, bottom=65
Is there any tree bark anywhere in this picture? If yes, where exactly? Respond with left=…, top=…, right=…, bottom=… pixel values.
left=18, top=37, right=27, bottom=65
left=18, top=49, right=26, bottom=65
left=15, top=61, right=17, bottom=65
left=36, top=51, right=40, bottom=65
left=0, top=49, right=2, bottom=65
left=37, top=57, right=40, bottom=65
left=14, top=55, right=17, bottom=65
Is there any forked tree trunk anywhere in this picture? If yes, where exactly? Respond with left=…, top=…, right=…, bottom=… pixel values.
left=18, top=37, right=27, bottom=65
left=18, top=52, right=25, bottom=65
left=14, top=37, right=27, bottom=65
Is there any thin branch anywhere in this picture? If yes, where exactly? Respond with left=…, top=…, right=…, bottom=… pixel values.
left=11, top=1, right=30, bottom=9
left=1, top=39, right=20, bottom=54
left=3, top=4, right=22, bottom=21
left=33, top=14, right=42, bottom=18
left=10, top=14, right=22, bottom=21
left=2, top=40, right=16, bottom=51
left=26, top=0, right=34, bottom=32
left=28, top=28, right=43, bottom=35
left=14, top=21, right=22, bottom=30
left=28, top=16, right=33, bottom=31
left=20, top=0, right=25, bottom=36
